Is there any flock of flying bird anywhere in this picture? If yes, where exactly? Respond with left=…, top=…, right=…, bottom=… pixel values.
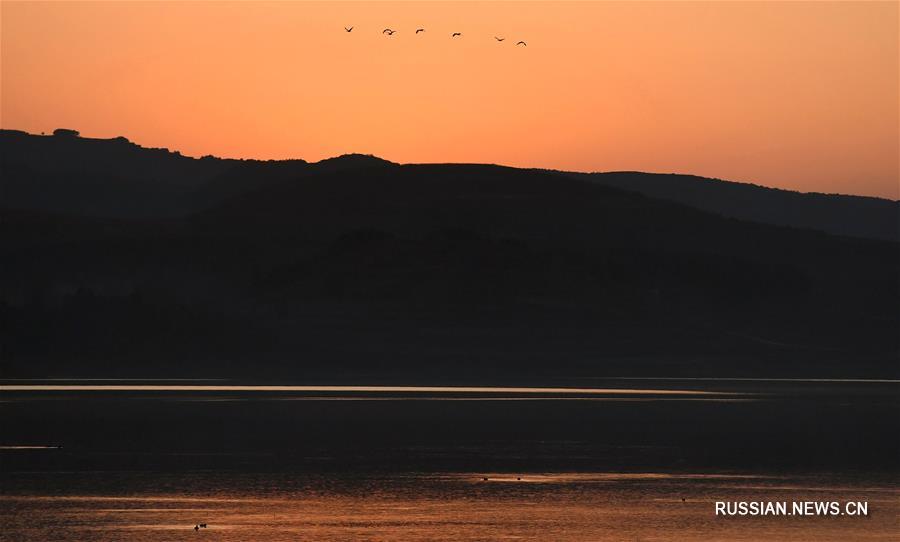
left=344, top=25, right=526, bottom=46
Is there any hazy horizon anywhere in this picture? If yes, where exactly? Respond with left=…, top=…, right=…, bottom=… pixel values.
left=2, top=1, right=897, bottom=199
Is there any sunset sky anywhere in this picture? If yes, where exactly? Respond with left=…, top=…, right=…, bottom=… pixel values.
left=2, top=1, right=897, bottom=198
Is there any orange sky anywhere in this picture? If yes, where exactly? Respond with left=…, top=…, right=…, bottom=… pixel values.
left=2, top=1, right=897, bottom=198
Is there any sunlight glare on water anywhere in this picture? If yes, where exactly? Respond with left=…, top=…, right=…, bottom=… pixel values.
left=1, top=472, right=897, bottom=542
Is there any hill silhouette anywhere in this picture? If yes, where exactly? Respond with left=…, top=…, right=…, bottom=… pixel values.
left=569, top=171, right=899, bottom=242
left=1, top=129, right=235, bottom=217
left=2, top=129, right=896, bottom=240
left=1, top=130, right=898, bottom=379
left=0, top=130, right=393, bottom=219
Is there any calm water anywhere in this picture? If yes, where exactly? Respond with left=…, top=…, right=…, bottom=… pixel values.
left=2, top=380, right=898, bottom=540
left=1, top=471, right=897, bottom=541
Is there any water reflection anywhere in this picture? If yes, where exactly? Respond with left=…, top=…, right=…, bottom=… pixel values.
left=3, top=380, right=896, bottom=540
left=1, top=471, right=896, bottom=541
left=0, top=384, right=734, bottom=395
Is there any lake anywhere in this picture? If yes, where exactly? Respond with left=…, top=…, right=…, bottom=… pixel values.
left=2, top=379, right=898, bottom=540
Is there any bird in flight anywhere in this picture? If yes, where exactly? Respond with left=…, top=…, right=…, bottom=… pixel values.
left=344, top=26, right=353, bottom=32
left=383, top=28, right=396, bottom=35
left=516, top=41, right=527, bottom=46
left=416, top=28, right=425, bottom=34
left=494, top=37, right=505, bottom=42
left=451, top=32, right=462, bottom=37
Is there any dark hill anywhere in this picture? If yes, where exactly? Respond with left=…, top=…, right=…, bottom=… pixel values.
left=567, top=171, right=899, bottom=242
left=2, top=130, right=898, bottom=379
left=0, top=129, right=238, bottom=218
left=0, top=130, right=403, bottom=219
left=3, top=158, right=897, bottom=379
left=314, top=153, right=395, bottom=170
left=189, top=154, right=393, bottom=208
left=2, top=128, right=896, bottom=242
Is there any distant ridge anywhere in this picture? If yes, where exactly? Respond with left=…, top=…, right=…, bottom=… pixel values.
left=1, top=128, right=896, bottom=241
left=565, top=170, right=898, bottom=242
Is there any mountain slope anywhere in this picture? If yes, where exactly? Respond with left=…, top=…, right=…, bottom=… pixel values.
left=566, top=171, right=899, bottom=242
left=3, top=161, right=897, bottom=378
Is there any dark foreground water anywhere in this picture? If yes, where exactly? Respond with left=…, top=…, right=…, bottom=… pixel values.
left=1, top=379, right=898, bottom=540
